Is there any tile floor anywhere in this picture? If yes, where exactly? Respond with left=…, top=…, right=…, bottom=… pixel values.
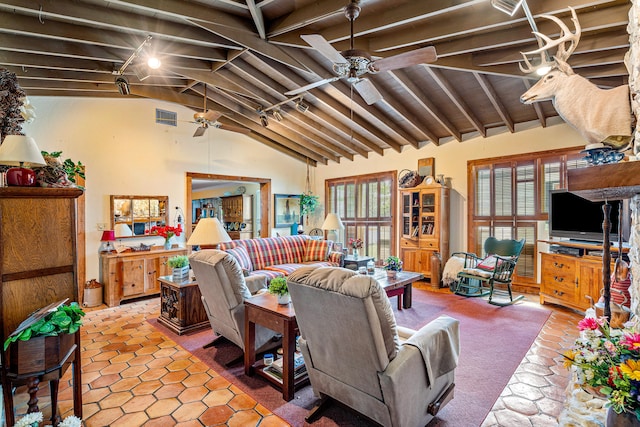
left=9, top=286, right=583, bottom=426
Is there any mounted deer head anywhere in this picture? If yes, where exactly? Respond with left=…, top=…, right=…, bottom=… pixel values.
left=520, top=7, right=632, bottom=148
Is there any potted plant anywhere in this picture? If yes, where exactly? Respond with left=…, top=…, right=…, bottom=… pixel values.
left=384, top=256, right=403, bottom=279
left=268, top=277, right=290, bottom=305
left=167, top=255, right=189, bottom=281
left=4, top=301, right=85, bottom=374
left=300, top=192, right=319, bottom=219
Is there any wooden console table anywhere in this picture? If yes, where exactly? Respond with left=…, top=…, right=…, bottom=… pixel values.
left=157, top=276, right=209, bottom=335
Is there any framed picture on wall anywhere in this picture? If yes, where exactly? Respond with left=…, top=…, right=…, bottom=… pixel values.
left=274, top=194, right=301, bottom=228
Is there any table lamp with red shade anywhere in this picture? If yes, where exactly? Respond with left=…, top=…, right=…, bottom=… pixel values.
left=0, top=135, right=46, bottom=186
left=100, top=230, right=116, bottom=253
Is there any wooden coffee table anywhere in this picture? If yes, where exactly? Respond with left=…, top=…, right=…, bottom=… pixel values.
left=244, top=293, right=307, bottom=401
left=372, top=269, right=423, bottom=310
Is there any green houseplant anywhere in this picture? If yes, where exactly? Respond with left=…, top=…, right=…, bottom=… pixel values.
left=268, top=277, right=290, bottom=305
left=168, top=255, right=189, bottom=281
left=299, top=192, right=319, bottom=217
left=4, top=302, right=85, bottom=351
left=384, top=256, right=403, bottom=278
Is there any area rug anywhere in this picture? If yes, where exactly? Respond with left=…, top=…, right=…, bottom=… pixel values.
left=149, top=289, right=551, bottom=426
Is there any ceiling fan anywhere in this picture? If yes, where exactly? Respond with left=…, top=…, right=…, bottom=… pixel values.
left=192, top=85, right=250, bottom=137
left=285, top=0, right=438, bottom=105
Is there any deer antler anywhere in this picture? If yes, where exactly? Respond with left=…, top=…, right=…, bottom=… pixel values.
left=519, top=7, right=581, bottom=73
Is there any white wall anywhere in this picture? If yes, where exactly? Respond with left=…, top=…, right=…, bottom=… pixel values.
left=313, top=117, right=586, bottom=255
left=22, top=97, right=308, bottom=281
left=22, top=96, right=587, bottom=281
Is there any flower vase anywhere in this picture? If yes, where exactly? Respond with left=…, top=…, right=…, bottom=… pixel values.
left=606, top=406, right=640, bottom=427
left=353, top=249, right=359, bottom=259
left=164, top=240, right=172, bottom=250
left=277, top=293, right=291, bottom=305
left=386, top=270, right=397, bottom=279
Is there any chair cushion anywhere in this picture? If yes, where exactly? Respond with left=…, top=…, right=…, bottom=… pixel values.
left=477, top=254, right=512, bottom=271
left=303, top=239, right=332, bottom=262
left=225, top=246, right=253, bottom=272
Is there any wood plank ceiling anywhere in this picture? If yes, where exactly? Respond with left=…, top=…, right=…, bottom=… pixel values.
left=0, top=0, right=629, bottom=165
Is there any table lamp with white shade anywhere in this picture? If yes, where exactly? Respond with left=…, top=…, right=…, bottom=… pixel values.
left=187, top=218, right=232, bottom=249
left=0, top=135, right=46, bottom=186
left=321, top=212, right=344, bottom=242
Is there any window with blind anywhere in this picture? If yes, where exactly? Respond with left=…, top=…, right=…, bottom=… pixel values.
left=326, top=171, right=396, bottom=261
left=468, top=147, right=586, bottom=287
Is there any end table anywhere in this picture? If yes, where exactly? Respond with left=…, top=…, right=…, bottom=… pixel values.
left=158, top=276, right=209, bottom=335
left=343, top=255, right=374, bottom=271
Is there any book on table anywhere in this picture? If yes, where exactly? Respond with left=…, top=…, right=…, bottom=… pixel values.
left=262, top=351, right=306, bottom=383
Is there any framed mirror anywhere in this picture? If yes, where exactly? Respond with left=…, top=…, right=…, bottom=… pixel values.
left=110, top=195, right=169, bottom=237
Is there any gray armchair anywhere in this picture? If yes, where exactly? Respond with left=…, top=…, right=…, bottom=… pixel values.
left=287, top=266, right=459, bottom=427
left=189, top=250, right=279, bottom=360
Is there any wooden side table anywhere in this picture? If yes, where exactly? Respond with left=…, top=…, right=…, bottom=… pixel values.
left=158, top=276, right=209, bottom=335
left=244, top=293, right=307, bottom=401
left=343, top=255, right=374, bottom=270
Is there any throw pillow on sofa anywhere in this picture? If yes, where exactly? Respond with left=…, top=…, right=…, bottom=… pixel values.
left=226, top=246, right=253, bottom=272
left=303, top=239, right=332, bottom=262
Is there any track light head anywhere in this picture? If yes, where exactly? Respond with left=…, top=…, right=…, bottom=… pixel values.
left=272, top=109, right=283, bottom=122
left=115, top=75, right=130, bottom=95
left=296, top=99, right=309, bottom=113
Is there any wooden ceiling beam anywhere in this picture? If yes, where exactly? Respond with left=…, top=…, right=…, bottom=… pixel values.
left=203, top=86, right=330, bottom=164
left=473, top=28, right=628, bottom=67
left=0, top=50, right=114, bottom=74
left=225, top=61, right=366, bottom=159
left=0, top=1, right=240, bottom=49
left=473, top=73, right=515, bottom=133
left=167, top=68, right=263, bottom=100
left=242, top=51, right=389, bottom=155
left=422, top=66, right=486, bottom=138
left=267, top=0, right=345, bottom=38
left=228, top=56, right=366, bottom=156
left=246, top=0, right=267, bottom=39
left=388, top=70, right=461, bottom=142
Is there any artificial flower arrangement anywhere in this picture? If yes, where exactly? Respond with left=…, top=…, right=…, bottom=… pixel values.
left=16, top=412, right=82, bottom=427
left=349, top=238, right=363, bottom=250
left=147, top=224, right=182, bottom=243
left=383, top=256, right=403, bottom=272
left=562, top=308, right=640, bottom=420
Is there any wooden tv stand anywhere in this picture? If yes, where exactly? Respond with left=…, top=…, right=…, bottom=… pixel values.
left=539, top=240, right=623, bottom=312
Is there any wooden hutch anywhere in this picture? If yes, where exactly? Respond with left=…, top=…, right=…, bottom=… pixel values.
left=399, top=182, right=450, bottom=284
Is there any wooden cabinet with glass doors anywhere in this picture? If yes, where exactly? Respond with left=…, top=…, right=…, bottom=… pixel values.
left=399, top=183, right=449, bottom=283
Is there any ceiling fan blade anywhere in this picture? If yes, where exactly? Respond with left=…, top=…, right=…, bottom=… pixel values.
left=301, top=34, right=347, bottom=64
left=218, top=124, right=251, bottom=134
left=202, top=110, right=223, bottom=122
left=353, top=78, right=383, bottom=105
left=371, top=46, right=437, bottom=73
left=285, top=76, right=341, bottom=96
left=193, top=126, right=207, bottom=137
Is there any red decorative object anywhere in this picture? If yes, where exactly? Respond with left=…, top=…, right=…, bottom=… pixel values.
left=147, top=224, right=182, bottom=241
left=6, top=167, right=37, bottom=186
left=100, top=230, right=115, bottom=242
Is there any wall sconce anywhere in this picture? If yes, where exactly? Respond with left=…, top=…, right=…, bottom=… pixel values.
left=296, top=98, right=309, bottom=113
left=272, top=109, right=283, bottom=122
left=0, top=135, right=46, bottom=186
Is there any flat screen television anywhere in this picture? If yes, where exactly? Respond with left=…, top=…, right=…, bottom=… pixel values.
left=549, top=190, right=629, bottom=243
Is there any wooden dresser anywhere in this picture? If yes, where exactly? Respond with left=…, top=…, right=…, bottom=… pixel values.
left=100, top=248, right=187, bottom=306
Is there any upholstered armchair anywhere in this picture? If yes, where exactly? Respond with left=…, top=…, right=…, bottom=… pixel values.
left=189, top=250, right=280, bottom=359
left=287, top=266, right=459, bottom=427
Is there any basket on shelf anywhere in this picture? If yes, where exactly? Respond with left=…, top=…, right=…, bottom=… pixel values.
left=398, top=169, right=422, bottom=188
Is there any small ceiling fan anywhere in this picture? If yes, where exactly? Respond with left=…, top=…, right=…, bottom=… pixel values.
left=285, top=0, right=438, bottom=105
left=192, top=85, right=250, bottom=137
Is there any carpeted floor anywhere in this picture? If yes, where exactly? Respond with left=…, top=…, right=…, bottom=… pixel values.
left=150, top=289, right=551, bottom=427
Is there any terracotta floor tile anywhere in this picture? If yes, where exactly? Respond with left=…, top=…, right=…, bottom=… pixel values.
left=11, top=294, right=583, bottom=427
left=172, top=401, right=207, bottom=422
left=146, top=397, right=181, bottom=418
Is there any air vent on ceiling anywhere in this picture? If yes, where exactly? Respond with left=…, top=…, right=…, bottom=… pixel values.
left=156, top=109, right=177, bottom=126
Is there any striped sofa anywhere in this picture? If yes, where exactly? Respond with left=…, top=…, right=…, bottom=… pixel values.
left=219, top=235, right=343, bottom=281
